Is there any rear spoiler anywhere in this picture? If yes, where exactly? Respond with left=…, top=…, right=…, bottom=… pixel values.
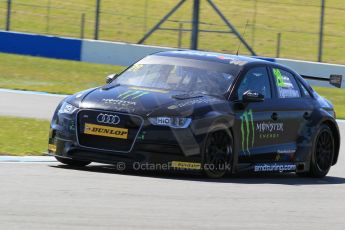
left=301, top=74, right=342, bottom=88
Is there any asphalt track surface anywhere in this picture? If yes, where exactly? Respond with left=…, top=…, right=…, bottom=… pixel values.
left=0, top=89, right=66, bottom=120
left=0, top=89, right=345, bottom=229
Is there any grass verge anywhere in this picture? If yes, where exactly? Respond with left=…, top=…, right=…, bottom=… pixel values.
left=314, top=87, right=345, bottom=119
left=0, top=53, right=125, bottom=95
left=0, top=116, right=50, bottom=156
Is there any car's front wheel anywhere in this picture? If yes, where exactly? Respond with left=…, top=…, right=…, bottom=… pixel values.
left=298, top=124, right=334, bottom=178
left=55, top=156, right=91, bottom=167
left=202, top=129, right=233, bottom=179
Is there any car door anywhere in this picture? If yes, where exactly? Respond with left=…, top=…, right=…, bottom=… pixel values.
left=267, top=66, right=314, bottom=162
left=232, top=65, right=282, bottom=164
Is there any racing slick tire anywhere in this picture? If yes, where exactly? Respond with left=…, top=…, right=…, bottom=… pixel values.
left=202, top=126, right=234, bottom=179
left=55, top=156, right=91, bottom=167
left=297, top=124, right=334, bottom=178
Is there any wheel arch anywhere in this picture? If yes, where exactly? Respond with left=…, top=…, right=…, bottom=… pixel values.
left=206, top=118, right=236, bottom=151
left=321, top=119, right=340, bottom=165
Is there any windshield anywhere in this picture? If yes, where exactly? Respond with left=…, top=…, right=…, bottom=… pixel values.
left=113, top=57, right=238, bottom=96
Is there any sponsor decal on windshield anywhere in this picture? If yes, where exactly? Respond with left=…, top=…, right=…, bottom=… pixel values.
left=169, top=51, right=247, bottom=65
left=170, top=51, right=246, bottom=63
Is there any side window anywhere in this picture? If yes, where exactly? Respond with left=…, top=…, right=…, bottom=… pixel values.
left=237, top=67, right=271, bottom=100
left=299, top=82, right=312, bottom=97
left=272, top=68, right=301, bottom=98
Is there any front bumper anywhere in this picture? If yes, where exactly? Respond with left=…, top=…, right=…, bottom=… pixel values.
left=48, top=111, right=203, bottom=165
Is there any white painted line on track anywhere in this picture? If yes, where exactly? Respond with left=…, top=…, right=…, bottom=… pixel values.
left=0, top=156, right=56, bottom=162
left=0, top=88, right=69, bottom=97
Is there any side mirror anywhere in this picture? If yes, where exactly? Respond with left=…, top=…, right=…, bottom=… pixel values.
left=242, top=90, right=264, bottom=103
left=106, top=73, right=118, bottom=84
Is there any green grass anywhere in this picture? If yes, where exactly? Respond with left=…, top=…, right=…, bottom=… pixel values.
left=0, top=116, right=50, bottom=156
left=1, top=0, right=345, bottom=64
left=0, top=53, right=125, bottom=94
left=314, top=87, right=345, bottom=119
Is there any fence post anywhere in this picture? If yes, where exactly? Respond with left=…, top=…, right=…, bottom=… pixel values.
left=251, top=0, right=257, bottom=49
left=191, top=0, right=200, bottom=50
left=94, top=0, right=101, bottom=40
left=80, top=13, right=85, bottom=39
left=46, top=0, right=52, bottom=34
left=276, top=32, right=281, bottom=58
left=178, top=22, right=183, bottom=48
left=6, top=0, right=12, bottom=31
left=143, top=0, right=148, bottom=35
left=318, top=0, right=325, bottom=62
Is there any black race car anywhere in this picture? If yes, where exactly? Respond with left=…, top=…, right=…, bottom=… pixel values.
left=48, top=50, right=340, bottom=178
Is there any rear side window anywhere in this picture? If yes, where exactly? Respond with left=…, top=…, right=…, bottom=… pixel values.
left=272, top=68, right=301, bottom=98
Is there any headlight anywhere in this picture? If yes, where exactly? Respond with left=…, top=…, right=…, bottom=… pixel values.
left=58, top=102, right=78, bottom=114
left=148, top=117, right=191, bottom=128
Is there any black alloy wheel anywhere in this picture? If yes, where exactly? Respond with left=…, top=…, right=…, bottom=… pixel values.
left=315, top=127, right=334, bottom=173
left=203, top=130, right=233, bottom=179
left=298, top=124, right=334, bottom=178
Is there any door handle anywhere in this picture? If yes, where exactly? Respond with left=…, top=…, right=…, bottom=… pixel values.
left=271, top=112, right=278, bottom=121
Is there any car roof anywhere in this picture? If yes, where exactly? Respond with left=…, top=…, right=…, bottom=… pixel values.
left=151, top=50, right=309, bottom=87
left=153, top=50, right=271, bottom=66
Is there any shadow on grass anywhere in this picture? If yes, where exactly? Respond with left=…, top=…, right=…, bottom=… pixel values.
left=50, top=163, right=345, bottom=186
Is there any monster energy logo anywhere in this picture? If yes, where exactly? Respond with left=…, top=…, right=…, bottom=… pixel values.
left=240, top=109, right=255, bottom=155
left=117, top=90, right=150, bottom=100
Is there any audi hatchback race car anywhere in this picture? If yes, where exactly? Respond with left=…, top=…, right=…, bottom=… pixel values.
left=48, top=50, right=340, bottom=178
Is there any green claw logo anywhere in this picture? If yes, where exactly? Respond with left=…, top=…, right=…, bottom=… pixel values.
left=240, top=109, right=255, bottom=155
left=117, top=90, right=150, bottom=100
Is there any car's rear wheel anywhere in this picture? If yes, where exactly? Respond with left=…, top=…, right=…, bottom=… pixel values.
left=203, top=129, right=233, bottom=179
left=55, top=156, right=91, bottom=167
left=297, top=124, right=334, bottom=178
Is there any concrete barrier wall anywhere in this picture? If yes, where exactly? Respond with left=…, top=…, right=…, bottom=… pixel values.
left=81, top=40, right=173, bottom=66
left=0, top=31, right=82, bottom=61
left=0, top=30, right=343, bottom=88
